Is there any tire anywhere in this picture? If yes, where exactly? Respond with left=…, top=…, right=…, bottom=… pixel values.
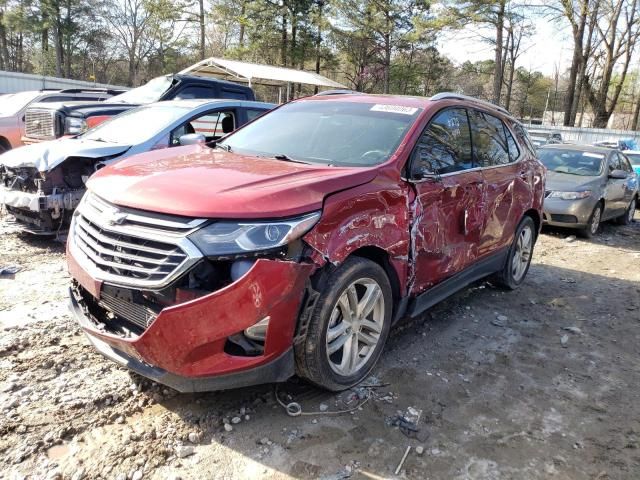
left=617, top=197, right=636, bottom=225
left=492, top=216, right=536, bottom=290
left=295, top=256, right=393, bottom=391
left=578, top=202, right=602, bottom=238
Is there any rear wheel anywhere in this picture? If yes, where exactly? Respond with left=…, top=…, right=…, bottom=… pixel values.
left=295, top=256, right=393, bottom=391
left=617, top=197, right=636, bottom=225
left=579, top=203, right=602, bottom=238
left=492, top=216, right=536, bottom=290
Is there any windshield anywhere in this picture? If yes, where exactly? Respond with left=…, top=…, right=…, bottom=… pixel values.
left=0, top=91, right=41, bottom=116
left=80, top=105, right=189, bottom=144
left=220, top=101, right=421, bottom=167
left=538, top=148, right=604, bottom=176
left=106, top=76, right=174, bottom=104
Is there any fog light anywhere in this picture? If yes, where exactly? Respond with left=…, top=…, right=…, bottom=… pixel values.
left=244, top=316, right=270, bottom=342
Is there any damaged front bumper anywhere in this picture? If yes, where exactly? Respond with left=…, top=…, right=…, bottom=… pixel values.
left=67, top=250, right=314, bottom=392
left=1, top=186, right=84, bottom=233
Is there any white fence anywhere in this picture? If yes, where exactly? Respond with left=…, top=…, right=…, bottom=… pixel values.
left=526, top=124, right=640, bottom=146
left=0, top=71, right=126, bottom=94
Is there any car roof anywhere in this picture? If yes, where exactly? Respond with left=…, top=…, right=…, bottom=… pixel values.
left=538, top=143, right=615, bottom=155
left=298, top=92, right=515, bottom=120
left=144, top=99, right=274, bottom=109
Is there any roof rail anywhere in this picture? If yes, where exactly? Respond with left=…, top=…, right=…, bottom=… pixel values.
left=57, top=88, right=125, bottom=94
left=430, top=92, right=511, bottom=116
left=315, top=89, right=363, bottom=96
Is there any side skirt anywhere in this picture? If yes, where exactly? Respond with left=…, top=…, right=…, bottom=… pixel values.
left=406, top=248, right=509, bottom=318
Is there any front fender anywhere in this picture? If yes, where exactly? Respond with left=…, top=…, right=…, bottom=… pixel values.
left=303, top=180, right=411, bottom=294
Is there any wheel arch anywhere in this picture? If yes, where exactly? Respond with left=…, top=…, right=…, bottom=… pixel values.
left=523, top=208, right=541, bottom=234
left=0, top=136, right=11, bottom=151
left=349, top=246, right=402, bottom=316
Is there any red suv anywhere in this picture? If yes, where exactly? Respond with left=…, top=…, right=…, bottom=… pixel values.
left=67, top=92, right=545, bottom=392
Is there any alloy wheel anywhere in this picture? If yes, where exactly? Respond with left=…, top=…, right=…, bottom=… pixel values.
left=325, top=278, right=385, bottom=377
left=511, top=224, right=533, bottom=282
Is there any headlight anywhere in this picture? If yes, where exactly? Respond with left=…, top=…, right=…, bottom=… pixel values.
left=189, top=212, right=321, bottom=256
left=548, top=190, right=592, bottom=200
left=65, top=117, right=87, bottom=135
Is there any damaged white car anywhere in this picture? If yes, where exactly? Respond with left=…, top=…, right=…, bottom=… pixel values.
left=0, top=99, right=273, bottom=234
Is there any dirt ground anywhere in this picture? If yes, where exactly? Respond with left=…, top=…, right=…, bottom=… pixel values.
left=1, top=213, right=639, bottom=480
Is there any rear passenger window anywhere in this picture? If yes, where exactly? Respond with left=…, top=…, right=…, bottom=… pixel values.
left=505, top=126, right=520, bottom=161
left=468, top=110, right=510, bottom=167
left=410, top=108, right=473, bottom=176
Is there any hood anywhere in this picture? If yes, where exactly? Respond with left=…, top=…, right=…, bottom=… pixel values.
left=87, top=145, right=378, bottom=219
left=545, top=170, right=601, bottom=192
left=0, top=138, right=131, bottom=172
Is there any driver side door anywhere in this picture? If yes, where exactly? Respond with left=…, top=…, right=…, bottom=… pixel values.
left=603, top=153, right=627, bottom=217
left=408, top=107, right=486, bottom=294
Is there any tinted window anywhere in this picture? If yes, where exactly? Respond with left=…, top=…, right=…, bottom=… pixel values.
left=505, top=125, right=520, bottom=161
left=174, top=86, right=217, bottom=100
left=221, top=88, right=249, bottom=100
left=410, top=108, right=473, bottom=176
left=220, top=101, right=421, bottom=167
left=469, top=110, right=510, bottom=167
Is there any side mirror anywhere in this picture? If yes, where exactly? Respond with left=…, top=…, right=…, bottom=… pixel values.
left=609, top=169, right=628, bottom=180
left=178, top=133, right=205, bottom=146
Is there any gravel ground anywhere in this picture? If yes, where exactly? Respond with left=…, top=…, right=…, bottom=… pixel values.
left=1, top=213, right=639, bottom=480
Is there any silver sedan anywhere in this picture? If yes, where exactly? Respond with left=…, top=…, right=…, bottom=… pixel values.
left=538, top=144, right=638, bottom=238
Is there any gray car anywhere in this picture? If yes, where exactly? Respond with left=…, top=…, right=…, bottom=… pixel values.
left=538, top=144, right=638, bottom=237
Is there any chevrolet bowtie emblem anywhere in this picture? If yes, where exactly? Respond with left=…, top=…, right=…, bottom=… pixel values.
left=106, top=209, right=128, bottom=225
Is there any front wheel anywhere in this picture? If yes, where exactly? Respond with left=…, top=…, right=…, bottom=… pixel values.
left=295, top=257, right=393, bottom=391
left=579, top=203, right=602, bottom=238
left=617, top=197, right=636, bottom=225
left=492, top=216, right=536, bottom=290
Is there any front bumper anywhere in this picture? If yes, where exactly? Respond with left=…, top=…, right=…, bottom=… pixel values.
left=1, top=186, right=83, bottom=233
left=542, top=196, right=597, bottom=228
left=67, top=247, right=314, bottom=392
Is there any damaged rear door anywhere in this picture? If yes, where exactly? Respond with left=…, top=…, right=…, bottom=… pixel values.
left=407, top=107, right=485, bottom=294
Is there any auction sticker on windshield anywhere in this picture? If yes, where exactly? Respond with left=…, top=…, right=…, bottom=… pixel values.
left=370, top=104, right=418, bottom=115
left=583, top=152, right=605, bottom=158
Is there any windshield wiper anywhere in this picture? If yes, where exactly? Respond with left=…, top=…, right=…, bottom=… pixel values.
left=271, top=153, right=311, bottom=164
left=215, top=143, right=232, bottom=152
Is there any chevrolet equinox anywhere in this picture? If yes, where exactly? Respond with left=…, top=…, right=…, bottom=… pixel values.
left=67, top=92, right=545, bottom=392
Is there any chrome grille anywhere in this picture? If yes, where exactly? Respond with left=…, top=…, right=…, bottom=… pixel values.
left=25, top=109, right=56, bottom=139
left=70, top=192, right=205, bottom=289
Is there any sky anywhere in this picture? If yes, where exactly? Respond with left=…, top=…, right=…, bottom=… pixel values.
left=437, top=14, right=573, bottom=77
